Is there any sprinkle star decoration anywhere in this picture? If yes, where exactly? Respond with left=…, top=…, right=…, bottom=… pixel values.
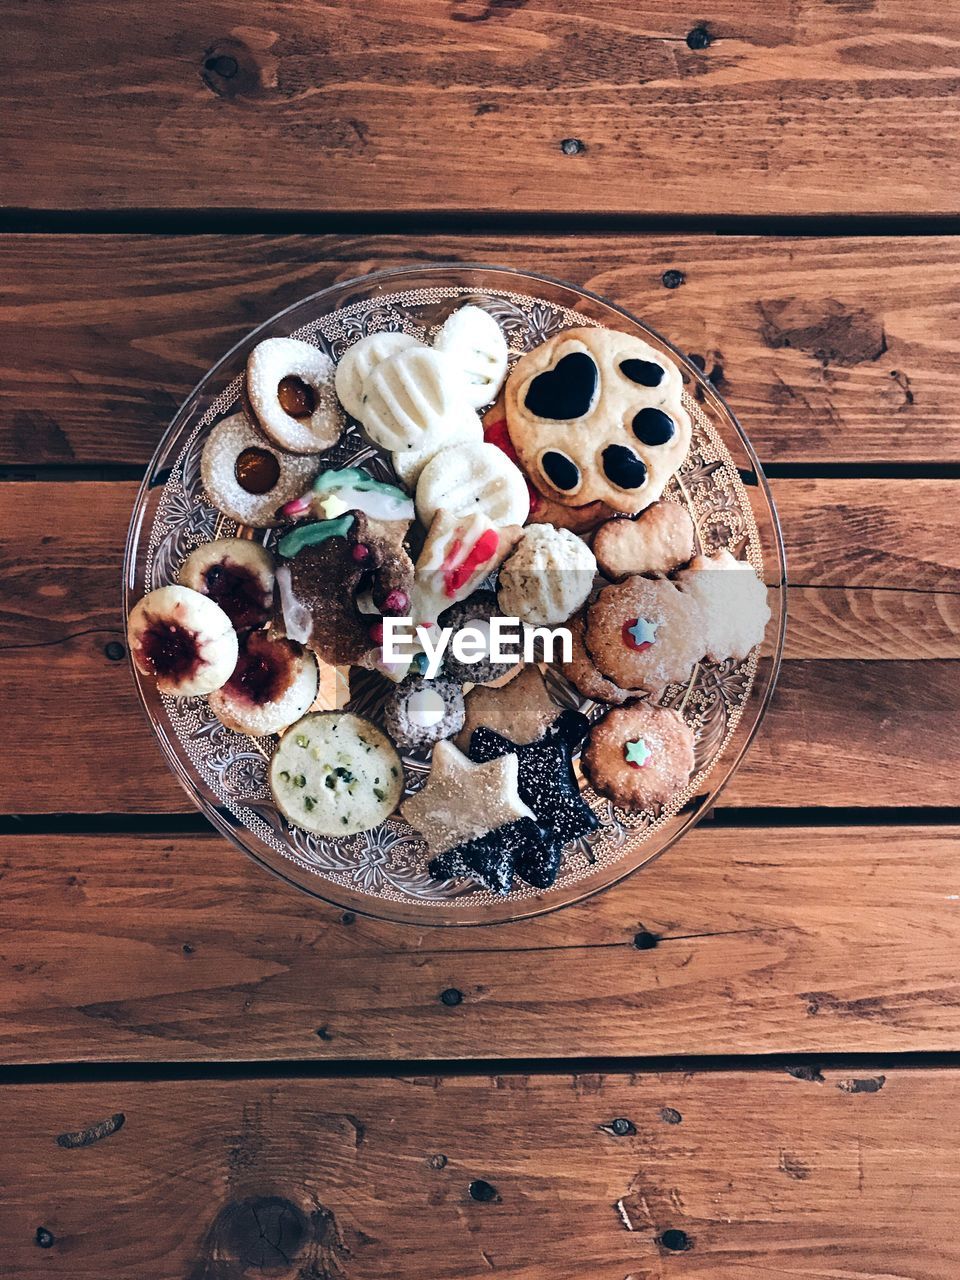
left=624, top=737, right=652, bottom=768
left=624, top=616, right=659, bottom=651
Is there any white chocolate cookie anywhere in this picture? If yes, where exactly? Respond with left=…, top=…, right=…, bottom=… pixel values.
left=505, top=326, right=691, bottom=514
left=497, top=523, right=597, bottom=626
left=433, top=305, right=509, bottom=410
left=334, top=331, right=423, bottom=420
left=390, top=410, right=483, bottom=487
left=360, top=346, right=468, bottom=453
left=246, top=337, right=345, bottom=455
left=201, top=413, right=322, bottom=527
left=415, top=441, right=529, bottom=529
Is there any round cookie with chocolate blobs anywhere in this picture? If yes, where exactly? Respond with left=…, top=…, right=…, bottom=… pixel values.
left=383, top=674, right=465, bottom=751
left=201, top=413, right=322, bottom=527
left=582, top=702, right=695, bottom=810
left=246, top=337, right=345, bottom=455
left=439, top=591, right=519, bottom=685
left=585, top=575, right=704, bottom=692
left=505, top=327, right=691, bottom=514
left=593, top=501, right=695, bottom=581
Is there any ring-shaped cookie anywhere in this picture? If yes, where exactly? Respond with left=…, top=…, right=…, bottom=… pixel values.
left=201, top=413, right=323, bottom=527
left=246, top=337, right=345, bottom=455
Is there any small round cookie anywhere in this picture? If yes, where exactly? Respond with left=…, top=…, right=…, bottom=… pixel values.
left=383, top=675, right=465, bottom=751
left=360, top=346, right=468, bottom=453
left=585, top=575, right=704, bottom=691
left=582, top=702, right=695, bottom=810
left=127, top=585, right=238, bottom=697
left=201, top=413, right=322, bottom=527
left=416, top=441, right=530, bottom=529
left=433, top=305, right=509, bottom=410
left=505, top=326, right=691, bottom=514
left=179, top=539, right=275, bottom=632
left=269, top=711, right=403, bottom=836
left=391, top=409, right=483, bottom=488
left=209, top=631, right=318, bottom=737
left=676, top=550, right=771, bottom=663
left=334, top=331, right=423, bottom=420
left=559, top=613, right=630, bottom=705
left=593, top=501, right=695, bottom=581
left=439, top=591, right=519, bottom=685
left=497, top=524, right=597, bottom=626
left=246, top=338, right=345, bottom=455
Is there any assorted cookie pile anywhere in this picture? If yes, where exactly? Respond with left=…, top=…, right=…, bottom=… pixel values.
left=128, top=304, right=771, bottom=898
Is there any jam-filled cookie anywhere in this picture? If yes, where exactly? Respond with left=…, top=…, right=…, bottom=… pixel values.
left=269, top=711, right=403, bottom=836
left=559, top=613, right=630, bottom=706
left=201, top=413, right=322, bottom=527
left=246, top=338, right=345, bottom=455
left=209, top=631, right=319, bottom=737
left=593, top=500, right=695, bottom=581
left=127, top=585, right=238, bottom=697
left=676, top=550, right=771, bottom=663
left=179, top=539, right=275, bottom=632
left=582, top=702, right=695, bottom=810
left=505, top=327, right=691, bottom=514
left=585, top=575, right=704, bottom=692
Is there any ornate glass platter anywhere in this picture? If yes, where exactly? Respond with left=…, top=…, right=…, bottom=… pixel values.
left=123, top=265, right=786, bottom=925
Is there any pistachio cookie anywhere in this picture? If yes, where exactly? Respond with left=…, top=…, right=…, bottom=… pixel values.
left=505, top=327, right=691, bottom=514
left=581, top=702, right=695, bottom=810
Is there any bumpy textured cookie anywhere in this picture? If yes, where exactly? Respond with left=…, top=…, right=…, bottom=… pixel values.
left=433, top=305, right=510, bottom=410
left=454, top=664, right=560, bottom=751
left=179, top=539, right=275, bottom=632
left=497, top=523, right=597, bottom=626
left=467, top=713, right=597, bottom=847
left=208, top=631, right=318, bottom=737
left=428, top=816, right=562, bottom=895
left=581, top=702, right=695, bottom=810
left=593, top=501, right=695, bottom=581
left=505, top=327, right=691, bottom=514
left=400, top=740, right=533, bottom=856
left=269, top=711, right=403, bottom=835
left=246, top=338, right=345, bottom=455
left=585, top=575, right=704, bottom=692
left=439, top=591, right=520, bottom=685
left=559, top=613, right=630, bottom=706
left=676, top=550, right=771, bottom=663
left=202, top=413, right=323, bottom=527
left=360, top=346, right=468, bottom=453
left=334, top=331, right=423, bottom=421
left=416, top=441, right=529, bottom=529
left=382, top=674, right=465, bottom=751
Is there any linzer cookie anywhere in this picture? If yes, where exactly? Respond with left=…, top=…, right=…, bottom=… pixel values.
left=246, top=337, right=345, bottom=455
left=201, top=412, right=322, bottom=527
left=505, top=327, right=691, bottom=514
left=581, top=702, right=695, bottom=810
left=585, top=575, right=704, bottom=692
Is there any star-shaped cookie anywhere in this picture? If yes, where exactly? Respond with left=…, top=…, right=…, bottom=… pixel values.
left=401, top=740, right=533, bottom=856
left=454, top=664, right=560, bottom=751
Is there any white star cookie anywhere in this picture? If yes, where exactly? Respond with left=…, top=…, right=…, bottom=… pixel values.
left=401, top=740, right=533, bottom=855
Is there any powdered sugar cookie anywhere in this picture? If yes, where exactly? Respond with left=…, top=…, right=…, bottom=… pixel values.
left=676, top=550, right=770, bottom=662
left=127, top=585, right=238, bottom=697
left=585, top=575, right=704, bottom=691
left=201, top=413, right=322, bottom=527
left=179, top=539, right=275, bottom=632
left=497, top=523, right=596, bottom=626
left=593, top=501, right=695, bottom=581
left=582, top=702, right=695, bottom=810
left=246, top=338, right=345, bottom=455
left=505, top=327, right=691, bottom=513
left=415, top=441, right=529, bottom=529
left=334, top=331, right=423, bottom=420
left=433, top=305, right=509, bottom=409
left=209, top=632, right=318, bottom=737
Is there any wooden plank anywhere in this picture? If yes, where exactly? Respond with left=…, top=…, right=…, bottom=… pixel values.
left=0, top=481, right=957, bottom=812
left=5, top=1069, right=960, bottom=1278
left=3, top=826, right=960, bottom=1062
left=2, top=2, right=959, bottom=215
left=2, top=234, right=959, bottom=467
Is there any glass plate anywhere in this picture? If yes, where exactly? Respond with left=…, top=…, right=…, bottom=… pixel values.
left=123, top=265, right=786, bottom=925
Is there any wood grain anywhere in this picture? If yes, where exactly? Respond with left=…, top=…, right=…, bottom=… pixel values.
left=6, top=1069, right=960, bottom=1278
left=2, top=234, right=959, bottom=467
left=3, top=826, right=960, bottom=1062
left=3, top=2, right=959, bottom=215
left=0, top=481, right=958, bottom=812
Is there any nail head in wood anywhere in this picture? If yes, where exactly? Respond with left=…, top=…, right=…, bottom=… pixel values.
left=661, top=269, right=685, bottom=290
left=104, top=641, right=126, bottom=661
left=35, top=1228, right=55, bottom=1248
left=440, top=987, right=463, bottom=1006
left=659, top=1228, right=692, bottom=1251
left=686, top=26, right=711, bottom=50
left=560, top=137, right=586, bottom=156
left=469, top=1179, right=500, bottom=1202
left=633, top=929, right=660, bottom=950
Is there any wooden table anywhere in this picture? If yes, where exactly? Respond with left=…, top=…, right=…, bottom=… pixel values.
left=2, top=4, right=959, bottom=1276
